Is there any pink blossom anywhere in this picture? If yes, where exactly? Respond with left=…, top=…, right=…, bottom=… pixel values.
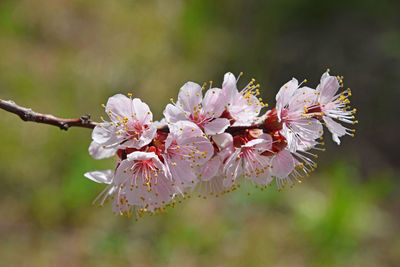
left=163, top=120, right=214, bottom=190
left=89, top=94, right=156, bottom=159
left=84, top=169, right=120, bottom=211
left=221, top=72, right=264, bottom=126
left=311, top=71, right=357, bottom=144
left=163, top=82, right=230, bottom=135
left=223, top=133, right=273, bottom=188
left=84, top=69, right=357, bottom=217
left=114, top=151, right=176, bottom=213
left=196, top=133, right=235, bottom=197
left=201, top=133, right=234, bottom=181
left=85, top=169, right=133, bottom=217
left=272, top=79, right=323, bottom=152
left=259, top=132, right=315, bottom=190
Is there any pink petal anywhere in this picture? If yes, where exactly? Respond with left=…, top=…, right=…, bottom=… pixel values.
left=163, top=103, right=186, bottom=123
left=193, top=139, right=214, bottom=163
left=283, top=119, right=323, bottom=152
left=84, top=170, right=113, bottom=184
left=113, top=159, right=132, bottom=185
left=123, top=125, right=157, bottom=149
left=166, top=121, right=203, bottom=148
left=319, top=72, right=340, bottom=103
left=106, top=94, right=133, bottom=119
left=229, top=94, right=262, bottom=125
left=126, top=151, right=158, bottom=161
left=288, top=86, right=318, bottom=110
left=131, top=98, right=152, bottom=125
left=204, top=118, right=230, bottom=135
left=250, top=133, right=273, bottom=152
left=290, top=118, right=323, bottom=141
left=91, top=123, right=116, bottom=144
left=243, top=138, right=267, bottom=148
left=202, top=88, right=226, bottom=116
left=202, top=156, right=223, bottom=181
left=276, top=78, right=298, bottom=119
left=212, top=133, right=233, bottom=149
left=138, top=125, right=157, bottom=147
left=177, top=82, right=202, bottom=112
left=324, top=116, right=347, bottom=145
left=88, top=141, right=117, bottom=159
left=223, top=154, right=242, bottom=187
left=168, top=159, right=197, bottom=188
left=260, top=133, right=273, bottom=148
left=222, top=72, right=238, bottom=103
left=271, top=150, right=295, bottom=178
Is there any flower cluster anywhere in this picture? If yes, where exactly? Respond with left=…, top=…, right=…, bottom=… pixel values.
left=85, top=70, right=357, bottom=218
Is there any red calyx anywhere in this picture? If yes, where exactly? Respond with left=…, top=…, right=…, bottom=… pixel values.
left=233, top=136, right=248, bottom=148
left=245, top=129, right=262, bottom=140
left=264, top=108, right=283, bottom=132
left=220, top=109, right=236, bottom=125
left=306, top=105, right=323, bottom=120
left=261, top=131, right=287, bottom=156
left=152, top=130, right=168, bottom=152
left=271, top=131, right=287, bottom=152
left=117, top=149, right=127, bottom=160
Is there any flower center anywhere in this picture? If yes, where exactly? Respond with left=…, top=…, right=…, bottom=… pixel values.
left=126, top=120, right=148, bottom=139
left=189, top=113, right=210, bottom=129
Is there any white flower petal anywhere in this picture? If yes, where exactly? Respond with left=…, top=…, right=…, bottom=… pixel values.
left=212, top=133, right=233, bottom=149
left=163, top=103, right=186, bottom=123
left=105, top=94, right=133, bottom=119
left=276, top=78, right=298, bottom=118
left=202, top=88, right=226, bottom=116
left=168, top=159, right=197, bottom=188
left=84, top=170, right=113, bottom=184
left=131, top=98, right=152, bottom=125
left=123, top=124, right=157, bottom=149
left=222, top=72, right=238, bottom=103
left=271, top=150, right=295, bottom=178
left=288, top=86, right=318, bottom=110
left=91, top=123, right=116, bottom=144
left=319, top=72, right=340, bottom=103
left=178, top=82, right=202, bottom=112
left=204, top=118, right=230, bottom=135
left=88, top=141, right=117, bottom=159
left=202, top=156, right=223, bottom=181
left=126, top=151, right=158, bottom=161
left=229, top=94, right=261, bottom=125
left=324, top=116, right=347, bottom=145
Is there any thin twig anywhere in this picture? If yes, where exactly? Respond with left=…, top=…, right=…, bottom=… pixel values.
left=0, top=98, right=98, bottom=131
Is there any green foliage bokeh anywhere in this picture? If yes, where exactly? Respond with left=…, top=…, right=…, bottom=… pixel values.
left=0, top=0, right=399, bottom=266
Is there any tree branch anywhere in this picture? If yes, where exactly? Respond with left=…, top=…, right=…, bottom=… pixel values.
left=0, top=98, right=267, bottom=134
left=0, top=98, right=98, bottom=131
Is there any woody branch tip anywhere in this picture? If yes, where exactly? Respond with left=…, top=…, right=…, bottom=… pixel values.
left=0, top=98, right=98, bottom=131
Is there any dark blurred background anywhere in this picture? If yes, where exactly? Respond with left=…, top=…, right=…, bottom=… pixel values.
left=0, top=0, right=399, bottom=266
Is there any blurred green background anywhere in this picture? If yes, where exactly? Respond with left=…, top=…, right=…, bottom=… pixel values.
left=0, top=0, right=399, bottom=266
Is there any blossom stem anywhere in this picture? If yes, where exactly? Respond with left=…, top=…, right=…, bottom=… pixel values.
left=0, top=98, right=98, bottom=131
